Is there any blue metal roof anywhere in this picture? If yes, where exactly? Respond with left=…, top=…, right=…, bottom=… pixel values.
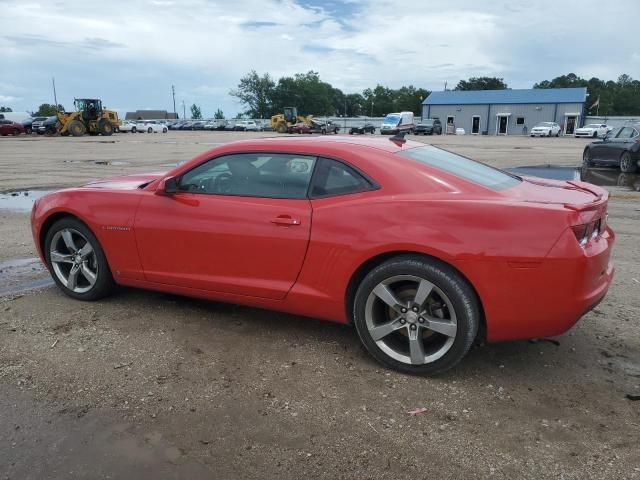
left=422, top=88, right=587, bottom=105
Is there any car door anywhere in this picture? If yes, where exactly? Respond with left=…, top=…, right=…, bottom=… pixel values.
left=134, top=152, right=316, bottom=300
left=0, top=120, right=7, bottom=134
left=602, top=127, right=635, bottom=162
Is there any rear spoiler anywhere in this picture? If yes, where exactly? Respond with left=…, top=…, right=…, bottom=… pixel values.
left=563, top=187, right=608, bottom=212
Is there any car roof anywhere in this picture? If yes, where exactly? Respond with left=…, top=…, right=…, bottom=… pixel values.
left=224, top=135, right=415, bottom=154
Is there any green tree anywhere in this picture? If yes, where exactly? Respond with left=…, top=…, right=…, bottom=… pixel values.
left=0, top=106, right=12, bottom=112
left=533, top=73, right=640, bottom=115
left=35, top=103, right=65, bottom=116
left=271, top=71, right=334, bottom=116
left=190, top=104, right=202, bottom=119
left=230, top=70, right=275, bottom=118
left=214, top=108, right=225, bottom=119
left=455, top=77, right=508, bottom=91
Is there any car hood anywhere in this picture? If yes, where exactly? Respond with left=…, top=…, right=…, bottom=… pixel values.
left=81, top=172, right=165, bottom=190
left=508, top=176, right=604, bottom=206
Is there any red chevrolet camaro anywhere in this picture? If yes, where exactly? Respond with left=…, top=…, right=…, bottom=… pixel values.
left=31, top=136, right=614, bottom=374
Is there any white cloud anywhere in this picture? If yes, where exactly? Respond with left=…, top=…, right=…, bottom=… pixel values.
left=0, top=0, right=637, bottom=115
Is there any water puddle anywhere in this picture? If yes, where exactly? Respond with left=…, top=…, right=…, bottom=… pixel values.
left=94, top=160, right=131, bottom=166
left=0, top=257, right=53, bottom=295
left=507, top=165, right=640, bottom=191
left=0, top=190, right=52, bottom=212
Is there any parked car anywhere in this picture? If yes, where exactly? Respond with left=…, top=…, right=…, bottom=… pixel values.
left=168, top=121, right=186, bottom=130
left=311, top=120, right=339, bottom=134
left=583, top=123, right=640, bottom=173
left=574, top=124, right=612, bottom=139
left=204, top=120, right=227, bottom=130
left=290, top=122, right=311, bottom=134
left=21, top=116, right=47, bottom=134
left=0, top=119, right=25, bottom=136
left=349, top=123, right=376, bottom=135
left=32, top=116, right=55, bottom=134
left=31, top=137, right=614, bottom=375
left=38, top=116, right=59, bottom=134
left=135, top=121, right=168, bottom=133
left=414, top=118, right=442, bottom=135
left=119, top=121, right=138, bottom=133
left=234, top=120, right=260, bottom=131
left=179, top=121, right=194, bottom=130
left=224, top=122, right=237, bottom=131
left=530, top=122, right=560, bottom=137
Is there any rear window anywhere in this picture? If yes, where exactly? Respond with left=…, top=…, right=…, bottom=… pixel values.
left=398, top=146, right=520, bottom=191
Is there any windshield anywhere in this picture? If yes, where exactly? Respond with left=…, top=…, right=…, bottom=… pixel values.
left=420, top=120, right=434, bottom=125
left=398, top=146, right=520, bottom=191
left=383, top=115, right=400, bottom=125
left=585, top=124, right=601, bottom=128
left=535, top=122, right=555, bottom=127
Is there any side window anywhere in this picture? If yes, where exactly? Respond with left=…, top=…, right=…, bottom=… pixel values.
left=616, top=127, right=635, bottom=139
left=178, top=153, right=315, bottom=199
left=310, top=157, right=374, bottom=198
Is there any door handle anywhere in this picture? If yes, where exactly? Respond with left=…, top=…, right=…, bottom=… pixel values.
left=271, top=215, right=301, bottom=226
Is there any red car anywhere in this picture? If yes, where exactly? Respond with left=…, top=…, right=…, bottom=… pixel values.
left=0, top=119, right=25, bottom=136
left=31, top=137, right=614, bottom=374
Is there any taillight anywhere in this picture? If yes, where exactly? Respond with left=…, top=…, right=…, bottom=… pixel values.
left=572, top=224, right=589, bottom=247
left=572, top=217, right=605, bottom=247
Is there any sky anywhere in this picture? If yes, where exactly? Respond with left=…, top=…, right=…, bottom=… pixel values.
left=1, top=0, right=638, bottom=118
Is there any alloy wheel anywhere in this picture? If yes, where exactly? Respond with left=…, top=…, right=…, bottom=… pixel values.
left=364, top=275, right=457, bottom=365
left=49, top=228, right=98, bottom=293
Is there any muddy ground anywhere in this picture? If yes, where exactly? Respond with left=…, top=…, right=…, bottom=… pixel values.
left=0, top=132, right=639, bottom=479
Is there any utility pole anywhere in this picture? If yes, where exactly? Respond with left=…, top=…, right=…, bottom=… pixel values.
left=171, top=85, right=176, bottom=118
left=182, top=100, right=186, bottom=120
left=52, top=77, right=58, bottom=110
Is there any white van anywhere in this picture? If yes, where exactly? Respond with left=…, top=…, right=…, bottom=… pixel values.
left=380, top=111, right=414, bottom=135
left=0, top=112, right=31, bottom=123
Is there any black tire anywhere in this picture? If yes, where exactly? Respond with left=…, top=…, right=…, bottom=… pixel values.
left=147, top=127, right=153, bottom=133
left=44, top=217, right=115, bottom=301
left=25, top=127, right=32, bottom=134
left=12, top=129, right=20, bottom=136
left=592, top=132, right=597, bottom=138
left=583, top=148, right=592, bottom=167
left=98, top=119, right=113, bottom=136
left=556, top=131, right=560, bottom=137
left=68, top=120, right=86, bottom=137
left=353, top=255, right=480, bottom=375
left=131, top=126, right=137, bottom=133
left=620, top=151, right=637, bottom=173
left=162, top=127, right=167, bottom=133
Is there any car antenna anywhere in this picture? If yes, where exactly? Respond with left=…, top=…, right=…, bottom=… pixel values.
left=389, top=131, right=406, bottom=145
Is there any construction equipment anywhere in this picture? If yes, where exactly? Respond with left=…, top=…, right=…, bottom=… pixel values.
left=270, top=107, right=312, bottom=134
left=54, top=99, right=119, bottom=137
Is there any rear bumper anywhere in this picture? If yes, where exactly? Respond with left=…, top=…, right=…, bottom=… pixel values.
left=462, top=227, right=615, bottom=342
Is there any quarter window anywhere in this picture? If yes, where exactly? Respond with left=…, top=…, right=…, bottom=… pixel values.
left=178, top=153, right=316, bottom=199
left=616, top=127, right=637, bottom=139
left=310, top=158, right=374, bottom=198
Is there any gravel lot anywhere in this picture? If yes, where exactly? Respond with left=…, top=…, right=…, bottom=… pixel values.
left=1, top=132, right=639, bottom=479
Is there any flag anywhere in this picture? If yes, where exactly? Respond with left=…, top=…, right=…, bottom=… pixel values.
left=590, top=97, right=600, bottom=110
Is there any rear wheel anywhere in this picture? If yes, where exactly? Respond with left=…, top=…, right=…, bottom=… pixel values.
left=162, top=127, right=167, bottom=133
left=68, top=120, right=86, bottom=137
left=592, top=131, right=597, bottom=138
left=583, top=148, right=592, bottom=167
left=353, top=255, right=480, bottom=375
left=131, top=126, right=137, bottom=133
left=147, top=127, right=153, bottom=133
left=276, top=123, right=288, bottom=134
left=12, top=129, right=20, bottom=136
left=620, top=152, right=637, bottom=173
left=44, top=218, right=115, bottom=301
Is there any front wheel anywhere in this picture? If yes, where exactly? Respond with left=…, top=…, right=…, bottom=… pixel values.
left=620, top=152, right=637, bottom=173
left=583, top=148, right=592, bottom=167
left=44, top=217, right=115, bottom=301
left=353, top=255, right=480, bottom=375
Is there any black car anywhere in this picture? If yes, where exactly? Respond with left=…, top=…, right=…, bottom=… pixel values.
left=583, top=123, right=640, bottom=173
left=349, top=123, right=376, bottom=134
left=191, top=121, right=206, bottom=130
left=414, top=118, right=442, bottom=135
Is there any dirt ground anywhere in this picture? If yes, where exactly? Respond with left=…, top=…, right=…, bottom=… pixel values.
left=1, top=132, right=639, bottom=479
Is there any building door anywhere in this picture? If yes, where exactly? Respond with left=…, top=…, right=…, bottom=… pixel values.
left=498, top=116, right=508, bottom=135
left=446, top=116, right=455, bottom=134
left=565, top=116, right=577, bottom=135
left=471, top=116, right=480, bottom=134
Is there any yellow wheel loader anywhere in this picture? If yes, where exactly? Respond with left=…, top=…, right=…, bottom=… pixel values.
left=55, top=99, right=119, bottom=137
left=270, top=107, right=312, bottom=133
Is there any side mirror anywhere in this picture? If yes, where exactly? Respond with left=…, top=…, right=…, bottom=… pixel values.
left=157, top=176, right=178, bottom=195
